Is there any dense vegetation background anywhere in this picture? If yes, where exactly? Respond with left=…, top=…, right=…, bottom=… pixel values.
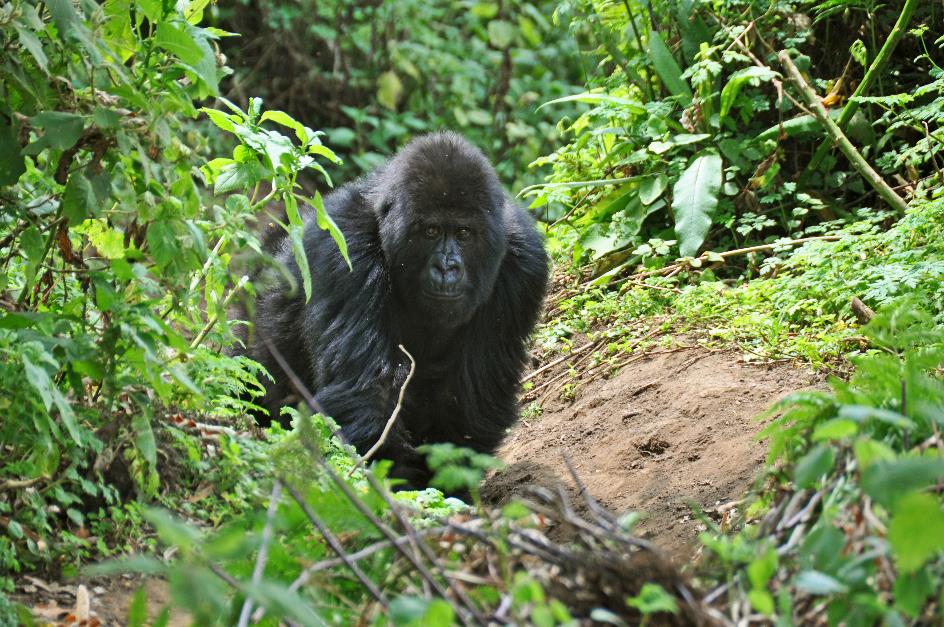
left=0, top=0, right=943, bottom=624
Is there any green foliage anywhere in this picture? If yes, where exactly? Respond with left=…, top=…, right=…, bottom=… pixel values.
left=0, top=0, right=341, bottom=574
left=534, top=0, right=942, bottom=272
left=706, top=299, right=944, bottom=623
left=212, top=0, right=584, bottom=188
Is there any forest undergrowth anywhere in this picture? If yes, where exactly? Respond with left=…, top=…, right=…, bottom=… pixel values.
left=1, top=0, right=944, bottom=625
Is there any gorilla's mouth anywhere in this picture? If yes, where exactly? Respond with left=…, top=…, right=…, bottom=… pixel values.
left=422, top=289, right=464, bottom=301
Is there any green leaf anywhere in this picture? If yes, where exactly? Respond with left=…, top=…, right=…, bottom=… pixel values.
left=22, top=355, right=82, bottom=445
left=862, top=458, right=944, bottom=508
left=377, top=71, right=403, bottom=111
left=0, top=117, right=25, bottom=186
left=487, top=20, right=516, bottom=49
left=154, top=22, right=218, bottom=95
left=26, top=112, right=85, bottom=154
left=852, top=438, right=896, bottom=471
left=287, top=224, right=312, bottom=303
left=538, top=92, right=646, bottom=115
left=794, top=570, right=848, bottom=595
left=260, top=110, right=309, bottom=143
left=308, top=192, right=351, bottom=270
left=46, top=0, right=80, bottom=36
left=127, top=587, right=148, bottom=627
left=748, top=589, right=775, bottom=616
left=812, top=418, right=858, bottom=442
left=794, top=443, right=835, bottom=488
left=626, top=583, right=678, bottom=615
left=132, top=408, right=157, bottom=470
left=672, top=150, right=722, bottom=257
left=719, top=66, right=779, bottom=123
left=639, top=175, right=668, bottom=205
left=200, top=108, right=238, bottom=134
left=15, top=24, right=48, bottom=72
left=648, top=31, right=692, bottom=100
left=888, top=493, right=944, bottom=573
left=62, top=174, right=97, bottom=223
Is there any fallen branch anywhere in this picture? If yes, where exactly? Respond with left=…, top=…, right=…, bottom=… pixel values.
left=779, top=50, right=909, bottom=215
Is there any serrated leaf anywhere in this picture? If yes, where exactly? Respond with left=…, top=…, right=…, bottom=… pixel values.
left=672, top=151, right=722, bottom=257
left=200, top=108, right=237, bottom=133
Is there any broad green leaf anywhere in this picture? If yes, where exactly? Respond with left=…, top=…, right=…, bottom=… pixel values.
left=648, top=31, right=692, bottom=100
left=487, top=20, right=516, bottom=49
left=240, top=580, right=324, bottom=627
left=260, top=110, right=309, bottom=143
left=888, top=493, right=944, bottom=573
left=25, top=112, right=85, bottom=154
left=794, top=443, right=835, bottom=488
left=853, top=438, right=896, bottom=470
left=672, top=150, right=722, bottom=257
left=626, top=583, right=678, bottom=615
left=862, top=457, right=944, bottom=508
left=200, top=108, right=237, bottom=133
left=131, top=409, right=157, bottom=470
left=62, top=174, right=97, bottom=223
left=377, top=71, right=403, bottom=111
left=719, top=66, right=779, bottom=123
left=46, top=0, right=80, bottom=36
left=538, top=92, right=646, bottom=115
left=0, top=117, right=25, bottom=186
left=639, top=175, right=668, bottom=205
left=154, top=22, right=218, bottom=95
left=15, top=24, right=48, bottom=72
left=811, top=418, right=858, bottom=442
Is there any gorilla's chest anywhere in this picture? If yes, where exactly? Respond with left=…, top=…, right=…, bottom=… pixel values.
left=402, top=374, right=465, bottom=444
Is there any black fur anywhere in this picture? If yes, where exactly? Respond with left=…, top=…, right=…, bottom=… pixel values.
left=248, top=132, right=549, bottom=487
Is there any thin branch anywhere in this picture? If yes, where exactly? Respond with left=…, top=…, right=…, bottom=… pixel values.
left=237, top=480, right=283, bottom=627
left=282, top=480, right=389, bottom=606
left=802, top=0, right=919, bottom=179
left=356, top=345, right=415, bottom=467
left=779, top=51, right=909, bottom=215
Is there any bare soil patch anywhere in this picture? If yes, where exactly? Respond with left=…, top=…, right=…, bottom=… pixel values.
left=484, top=346, right=819, bottom=560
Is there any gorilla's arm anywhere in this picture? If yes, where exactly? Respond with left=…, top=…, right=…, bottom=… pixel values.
left=297, top=186, right=428, bottom=482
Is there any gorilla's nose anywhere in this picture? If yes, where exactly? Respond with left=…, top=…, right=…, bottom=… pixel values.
left=430, top=257, right=464, bottom=289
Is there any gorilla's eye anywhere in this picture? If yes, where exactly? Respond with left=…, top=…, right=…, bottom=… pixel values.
left=424, top=225, right=442, bottom=239
left=456, top=226, right=473, bottom=241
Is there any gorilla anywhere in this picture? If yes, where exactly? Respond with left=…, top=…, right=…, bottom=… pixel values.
left=248, top=132, right=549, bottom=487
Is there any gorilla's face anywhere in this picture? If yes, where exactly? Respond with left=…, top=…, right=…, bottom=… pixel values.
left=376, top=137, right=508, bottom=329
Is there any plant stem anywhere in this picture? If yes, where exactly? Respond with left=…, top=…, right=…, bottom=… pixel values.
left=780, top=51, right=909, bottom=216
left=800, top=0, right=918, bottom=181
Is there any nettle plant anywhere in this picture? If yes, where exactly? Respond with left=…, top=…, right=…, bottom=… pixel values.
left=0, top=0, right=342, bottom=573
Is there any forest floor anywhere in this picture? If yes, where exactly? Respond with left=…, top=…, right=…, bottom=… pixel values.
left=483, top=343, right=821, bottom=561
left=12, top=338, right=821, bottom=625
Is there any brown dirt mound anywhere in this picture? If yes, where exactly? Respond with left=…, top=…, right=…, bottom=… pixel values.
left=484, top=346, right=819, bottom=560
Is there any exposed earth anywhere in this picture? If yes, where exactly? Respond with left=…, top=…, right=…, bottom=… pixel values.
left=483, top=344, right=819, bottom=560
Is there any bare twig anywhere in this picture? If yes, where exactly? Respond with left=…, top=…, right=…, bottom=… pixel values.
left=357, top=344, right=415, bottom=466
left=282, top=480, right=389, bottom=606
left=522, top=340, right=598, bottom=383
left=237, top=480, right=283, bottom=627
